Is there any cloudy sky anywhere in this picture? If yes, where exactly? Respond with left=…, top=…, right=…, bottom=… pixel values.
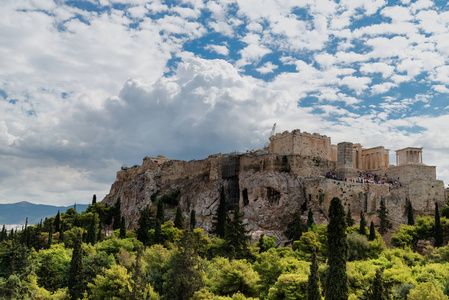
left=1, top=0, right=449, bottom=205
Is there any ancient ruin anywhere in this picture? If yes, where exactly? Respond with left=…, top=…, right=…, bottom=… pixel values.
left=102, top=129, right=445, bottom=240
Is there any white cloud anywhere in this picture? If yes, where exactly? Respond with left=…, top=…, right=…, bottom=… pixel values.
left=256, top=62, right=278, bottom=74
left=339, top=76, right=372, bottom=94
left=205, top=44, right=229, bottom=56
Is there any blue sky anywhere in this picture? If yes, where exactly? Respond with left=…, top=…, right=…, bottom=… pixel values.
left=1, top=0, right=449, bottom=205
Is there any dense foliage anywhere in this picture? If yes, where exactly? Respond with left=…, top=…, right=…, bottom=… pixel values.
left=2, top=194, right=449, bottom=300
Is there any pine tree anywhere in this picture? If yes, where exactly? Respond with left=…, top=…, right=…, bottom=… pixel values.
left=325, top=197, right=348, bottom=300
left=190, top=210, right=196, bottom=230
left=364, top=268, right=390, bottom=300
left=86, top=214, right=97, bottom=245
left=360, top=211, right=367, bottom=236
left=406, top=199, right=414, bottom=226
left=284, top=212, right=306, bottom=244
left=369, top=221, right=376, bottom=241
left=307, top=209, right=315, bottom=228
left=154, top=219, right=162, bottom=245
left=68, top=231, right=84, bottom=299
left=54, top=210, right=61, bottom=233
left=136, top=206, right=152, bottom=245
left=174, top=206, right=184, bottom=230
left=120, top=216, right=126, bottom=239
left=435, top=202, right=443, bottom=247
left=92, top=194, right=97, bottom=205
left=308, top=251, right=321, bottom=300
left=224, top=208, right=251, bottom=259
left=211, top=187, right=228, bottom=238
left=47, top=225, right=53, bottom=249
left=112, top=198, right=121, bottom=230
left=346, top=204, right=355, bottom=227
left=156, top=199, right=165, bottom=224
left=377, top=198, right=392, bottom=235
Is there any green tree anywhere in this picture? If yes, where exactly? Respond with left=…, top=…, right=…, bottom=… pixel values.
left=377, top=198, right=392, bottom=235
left=120, top=216, right=126, bottom=239
left=86, top=214, right=97, bottom=245
left=0, top=225, right=6, bottom=241
left=162, top=231, right=204, bottom=300
left=136, top=206, right=152, bottom=245
left=406, top=199, right=414, bottom=226
left=59, top=222, right=65, bottom=244
left=346, top=204, right=355, bottom=227
left=55, top=210, right=61, bottom=233
left=154, top=219, right=162, bottom=245
left=307, top=209, right=315, bottom=228
left=364, top=268, right=390, bottom=300
left=156, top=199, right=165, bottom=224
left=46, top=225, right=53, bottom=249
left=112, top=198, right=121, bottom=231
left=224, top=208, right=251, bottom=259
left=325, top=197, right=348, bottom=300
left=435, top=202, right=443, bottom=247
left=211, top=187, right=228, bottom=238
left=174, top=206, right=184, bottom=230
left=360, top=211, right=367, bottom=236
left=308, top=251, right=320, bottom=300
left=68, top=230, right=84, bottom=299
left=369, top=221, right=376, bottom=241
left=284, top=212, right=306, bottom=245
left=92, top=194, right=97, bottom=205
left=88, top=264, right=133, bottom=300
left=190, top=210, right=196, bottom=230
left=408, top=282, right=448, bottom=300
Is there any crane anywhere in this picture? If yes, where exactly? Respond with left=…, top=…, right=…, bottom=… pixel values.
left=264, top=123, right=276, bottom=148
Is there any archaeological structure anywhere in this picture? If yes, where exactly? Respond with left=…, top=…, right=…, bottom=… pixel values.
left=102, top=129, right=445, bottom=240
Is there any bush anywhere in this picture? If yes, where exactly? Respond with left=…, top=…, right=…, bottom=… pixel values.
left=347, top=232, right=369, bottom=261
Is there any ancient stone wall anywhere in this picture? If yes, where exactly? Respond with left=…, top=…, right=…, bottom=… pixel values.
left=396, top=147, right=423, bottom=165
left=269, top=130, right=331, bottom=160
left=361, top=146, right=390, bottom=171
left=387, top=165, right=436, bottom=183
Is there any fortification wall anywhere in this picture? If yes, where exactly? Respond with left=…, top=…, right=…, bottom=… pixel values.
left=387, top=165, right=436, bottom=183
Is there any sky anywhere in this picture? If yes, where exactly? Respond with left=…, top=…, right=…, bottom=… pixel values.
left=1, top=0, right=449, bottom=206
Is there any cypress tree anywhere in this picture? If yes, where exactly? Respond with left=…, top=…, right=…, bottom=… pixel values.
left=154, top=219, right=162, bottom=245
left=0, top=224, right=6, bottom=241
left=190, top=210, right=196, bottom=230
left=308, top=251, right=321, bottom=300
left=68, top=231, right=84, bottom=300
left=346, top=204, right=355, bottom=227
left=86, top=214, right=97, bottom=245
left=258, top=234, right=266, bottom=254
left=92, top=194, right=97, bottom=205
left=325, top=197, right=348, bottom=300
left=284, top=212, right=306, bottom=244
left=360, top=211, right=367, bottom=236
left=97, top=227, right=102, bottom=243
left=364, top=268, right=390, bottom=300
left=136, top=207, right=152, bottom=245
left=156, top=199, right=165, bottom=224
left=369, top=221, right=376, bottom=241
left=120, top=216, right=126, bottom=239
left=307, top=209, right=315, bottom=228
left=54, top=210, right=61, bottom=233
left=174, top=206, right=184, bottom=230
left=9, top=228, right=14, bottom=240
left=59, top=222, right=65, bottom=244
left=406, top=199, right=414, bottom=226
left=211, top=187, right=228, bottom=238
left=20, top=217, right=29, bottom=247
left=224, top=208, right=251, bottom=259
left=46, top=225, right=53, bottom=249
left=112, top=198, right=121, bottom=230
left=377, top=198, right=392, bottom=235
left=435, top=202, right=443, bottom=247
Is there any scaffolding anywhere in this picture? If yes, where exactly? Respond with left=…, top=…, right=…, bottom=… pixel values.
left=222, top=154, right=240, bottom=207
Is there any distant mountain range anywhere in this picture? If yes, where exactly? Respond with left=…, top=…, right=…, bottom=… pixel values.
left=0, top=201, right=89, bottom=225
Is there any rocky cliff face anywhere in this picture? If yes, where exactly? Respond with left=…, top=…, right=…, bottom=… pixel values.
left=102, top=152, right=445, bottom=240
